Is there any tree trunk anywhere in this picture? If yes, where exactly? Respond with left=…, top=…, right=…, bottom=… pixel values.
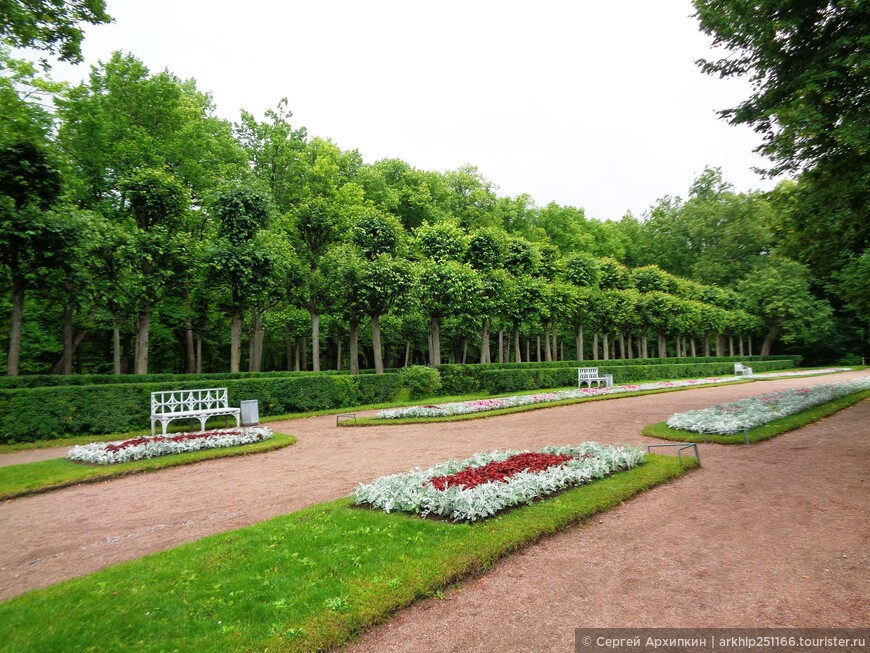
left=301, top=335, right=308, bottom=370
left=462, top=337, right=468, bottom=364
left=404, top=340, right=411, bottom=367
left=748, top=335, right=753, bottom=356
left=544, top=330, right=552, bottom=361
left=182, top=284, right=196, bottom=373
left=429, top=316, right=441, bottom=366
left=657, top=329, right=666, bottom=358
left=113, top=326, right=121, bottom=375
left=61, top=304, right=74, bottom=375
left=760, top=324, right=781, bottom=356
left=592, top=332, right=598, bottom=360
left=371, top=314, right=384, bottom=373
left=480, top=319, right=490, bottom=364
left=552, top=323, right=559, bottom=360
left=703, top=334, right=710, bottom=357
left=497, top=328, right=504, bottom=363
left=135, top=309, right=151, bottom=375
left=602, top=332, right=610, bottom=360
left=230, top=308, right=241, bottom=373
left=728, top=334, right=734, bottom=357
left=690, top=337, right=697, bottom=357
left=513, top=323, right=522, bottom=362
left=52, top=322, right=88, bottom=375
left=249, top=308, right=264, bottom=372
left=641, top=330, right=648, bottom=359
left=310, top=310, right=320, bottom=372
left=738, top=336, right=744, bottom=356
left=576, top=324, right=584, bottom=361
left=6, top=279, right=26, bottom=376
left=525, top=338, right=530, bottom=363
left=626, top=332, right=633, bottom=359
left=196, top=334, right=202, bottom=374
left=349, top=319, right=359, bottom=374
left=284, top=324, right=293, bottom=372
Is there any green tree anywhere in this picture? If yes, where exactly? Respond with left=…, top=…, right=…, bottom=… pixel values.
left=207, top=186, right=281, bottom=372
left=737, top=258, right=834, bottom=355
left=358, top=254, right=413, bottom=373
left=0, top=140, right=63, bottom=375
left=0, top=0, right=111, bottom=64
left=415, top=221, right=467, bottom=262
left=416, top=260, right=480, bottom=366
left=695, top=0, right=868, bottom=177
left=234, top=98, right=308, bottom=214
left=119, top=168, right=189, bottom=374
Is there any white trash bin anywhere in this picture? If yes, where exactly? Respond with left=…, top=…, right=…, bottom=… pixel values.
left=240, top=400, right=259, bottom=426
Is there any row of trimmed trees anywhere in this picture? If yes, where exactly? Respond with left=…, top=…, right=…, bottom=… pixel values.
left=1, top=49, right=826, bottom=376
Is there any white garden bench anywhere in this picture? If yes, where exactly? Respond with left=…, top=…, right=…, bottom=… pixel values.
left=150, top=388, right=240, bottom=436
left=578, top=367, right=613, bottom=388
left=734, top=363, right=754, bottom=376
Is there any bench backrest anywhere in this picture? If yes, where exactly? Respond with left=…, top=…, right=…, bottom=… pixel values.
left=734, top=363, right=748, bottom=372
left=151, top=388, right=230, bottom=415
left=578, top=367, right=600, bottom=379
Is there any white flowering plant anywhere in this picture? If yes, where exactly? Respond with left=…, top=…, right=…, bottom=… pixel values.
left=374, top=368, right=852, bottom=420
left=352, top=442, right=645, bottom=522
left=665, top=377, right=870, bottom=435
left=67, top=427, right=274, bottom=465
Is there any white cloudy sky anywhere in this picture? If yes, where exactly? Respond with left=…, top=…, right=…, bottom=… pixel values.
left=48, top=0, right=783, bottom=221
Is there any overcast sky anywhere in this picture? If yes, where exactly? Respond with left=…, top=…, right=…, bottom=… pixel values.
left=48, top=0, right=784, bottom=221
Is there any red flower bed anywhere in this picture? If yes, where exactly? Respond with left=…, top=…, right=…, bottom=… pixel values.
left=105, top=430, right=249, bottom=453
left=429, top=452, right=575, bottom=491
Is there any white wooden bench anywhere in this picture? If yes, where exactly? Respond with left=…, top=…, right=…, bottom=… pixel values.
left=578, top=367, right=613, bottom=388
left=150, top=388, right=241, bottom=436
left=734, top=363, right=754, bottom=376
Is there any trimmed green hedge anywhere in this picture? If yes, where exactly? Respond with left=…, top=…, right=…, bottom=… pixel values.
left=0, top=355, right=798, bottom=389
left=0, top=374, right=404, bottom=444
left=439, top=359, right=794, bottom=395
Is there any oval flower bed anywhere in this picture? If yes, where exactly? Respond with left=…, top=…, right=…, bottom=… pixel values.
left=353, top=442, right=644, bottom=522
left=665, top=377, right=870, bottom=435
left=67, top=427, right=274, bottom=465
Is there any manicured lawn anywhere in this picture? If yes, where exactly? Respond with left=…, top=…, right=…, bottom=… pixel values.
left=0, top=454, right=694, bottom=653
left=643, top=389, right=870, bottom=444
left=0, top=433, right=297, bottom=500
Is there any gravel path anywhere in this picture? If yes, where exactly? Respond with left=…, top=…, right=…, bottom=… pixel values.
left=0, top=370, right=867, bottom=648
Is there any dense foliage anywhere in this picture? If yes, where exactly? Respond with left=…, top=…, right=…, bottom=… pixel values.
left=0, top=2, right=865, bottom=379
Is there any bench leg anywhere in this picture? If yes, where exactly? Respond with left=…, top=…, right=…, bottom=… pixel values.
left=198, top=416, right=207, bottom=432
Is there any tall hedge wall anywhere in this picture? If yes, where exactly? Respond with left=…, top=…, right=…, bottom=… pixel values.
left=0, top=373, right=403, bottom=444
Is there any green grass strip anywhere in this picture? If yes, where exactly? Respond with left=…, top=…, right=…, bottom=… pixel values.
left=643, top=389, right=870, bottom=445
left=0, top=434, right=297, bottom=500
left=0, top=454, right=694, bottom=653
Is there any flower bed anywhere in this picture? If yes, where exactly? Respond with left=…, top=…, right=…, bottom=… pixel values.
left=374, top=368, right=854, bottom=420
left=665, top=377, right=870, bottom=435
left=67, top=427, right=274, bottom=465
left=376, top=378, right=730, bottom=419
left=353, top=443, right=645, bottom=522
left=749, top=367, right=851, bottom=379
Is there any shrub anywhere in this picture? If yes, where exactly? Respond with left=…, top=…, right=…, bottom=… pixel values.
left=0, top=373, right=404, bottom=444
left=401, top=365, right=441, bottom=399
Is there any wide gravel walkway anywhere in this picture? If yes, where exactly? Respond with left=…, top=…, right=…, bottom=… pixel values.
left=0, top=370, right=867, bottom=651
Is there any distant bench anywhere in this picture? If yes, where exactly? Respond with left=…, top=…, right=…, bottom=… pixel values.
left=578, top=367, right=613, bottom=389
left=734, top=363, right=754, bottom=376
left=150, top=388, right=240, bottom=436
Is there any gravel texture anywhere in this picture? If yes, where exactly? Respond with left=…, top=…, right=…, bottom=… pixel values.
left=0, top=369, right=867, bottom=651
